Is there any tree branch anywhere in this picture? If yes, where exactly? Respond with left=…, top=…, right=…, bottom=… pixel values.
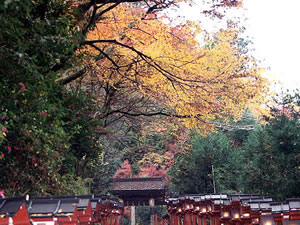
left=81, top=39, right=206, bottom=84
left=88, top=44, right=120, bottom=68
left=82, top=0, right=98, bottom=35
left=101, top=109, right=204, bottom=119
left=56, top=69, right=86, bottom=85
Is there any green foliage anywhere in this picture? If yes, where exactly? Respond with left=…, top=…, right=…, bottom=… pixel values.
left=0, top=0, right=112, bottom=196
left=241, top=92, right=300, bottom=199
left=168, top=132, right=243, bottom=195
left=225, top=108, right=259, bottom=146
left=136, top=206, right=167, bottom=225
left=169, top=93, right=299, bottom=200
left=0, top=83, right=104, bottom=196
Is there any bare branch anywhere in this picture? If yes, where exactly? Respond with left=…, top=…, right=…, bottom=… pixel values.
left=82, top=0, right=98, bottom=35
left=81, top=39, right=206, bottom=84
left=57, top=69, right=87, bottom=85
left=88, top=43, right=120, bottom=68
left=96, top=2, right=121, bottom=19
left=101, top=109, right=204, bottom=119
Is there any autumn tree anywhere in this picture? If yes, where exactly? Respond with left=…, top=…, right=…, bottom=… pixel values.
left=67, top=0, right=257, bottom=183
left=73, top=3, right=267, bottom=135
left=1, top=0, right=262, bottom=196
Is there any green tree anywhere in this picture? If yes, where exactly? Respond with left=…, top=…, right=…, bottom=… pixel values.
left=241, top=91, right=300, bottom=199
left=0, top=0, right=258, bottom=197
left=168, top=132, right=243, bottom=195
left=0, top=0, right=114, bottom=196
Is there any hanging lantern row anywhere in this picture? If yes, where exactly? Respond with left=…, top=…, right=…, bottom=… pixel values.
left=166, top=194, right=300, bottom=225
left=0, top=195, right=123, bottom=225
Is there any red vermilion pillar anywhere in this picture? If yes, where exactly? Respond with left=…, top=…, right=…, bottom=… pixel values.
left=203, top=216, right=207, bottom=225
left=174, top=214, right=179, bottom=225
left=173, top=212, right=178, bottom=225
left=116, top=215, right=121, bottom=225
left=197, top=214, right=201, bottom=225
left=106, top=214, right=110, bottom=225
left=111, top=214, right=114, bottom=225
left=185, top=213, right=192, bottom=225
left=192, top=214, right=196, bottom=225
left=170, top=213, right=175, bottom=225
left=179, top=215, right=183, bottom=225
left=210, top=214, right=215, bottom=225
left=215, top=215, right=220, bottom=225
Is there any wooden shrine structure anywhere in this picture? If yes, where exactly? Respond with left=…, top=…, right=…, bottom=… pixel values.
left=0, top=187, right=299, bottom=225
left=0, top=195, right=123, bottom=225
left=165, top=194, right=300, bottom=225
left=110, top=177, right=166, bottom=206
left=110, top=177, right=166, bottom=225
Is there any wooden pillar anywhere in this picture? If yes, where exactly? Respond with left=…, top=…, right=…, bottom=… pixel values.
left=192, top=214, right=196, bottom=225
left=185, top=213, right=192, bottom=225
left=110, top=214, right=114, bottom=225
left=174, top=214, right=179, bottom=225
left=171, top=213, right=176, bottom=225
left=215, top=215, right=220, bottom=225
left=107, top=214, right=111, bottom=225
left=197, top=215, right=201, bottom=225
left=149, top=198, right=155, bottom=225
left=131, top=206, right=136, bottom=225
left=116, top=215, right=121, bottom=225
left=169, top=213, right=173, bottom=225
left=179, top=215, right=182, bottom=225
left=203, top=216, right=207, bottom=225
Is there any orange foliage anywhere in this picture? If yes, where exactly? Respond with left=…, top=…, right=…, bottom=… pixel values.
left=81, top=3, right=268, bottom=133
left=114, top=160, right=132, bottom=178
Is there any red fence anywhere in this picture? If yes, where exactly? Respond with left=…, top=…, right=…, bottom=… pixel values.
left=154, top=215, right=170, bottom=225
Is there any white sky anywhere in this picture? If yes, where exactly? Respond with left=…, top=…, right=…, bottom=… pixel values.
left=243, top=0, right=300, bottom=91
left=168, top=0, right=300, bottom=91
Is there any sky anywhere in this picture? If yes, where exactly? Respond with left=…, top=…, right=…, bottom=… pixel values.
left=168, top=0, right=300, bottom=91
left=243, top=0, right=300, bottom=91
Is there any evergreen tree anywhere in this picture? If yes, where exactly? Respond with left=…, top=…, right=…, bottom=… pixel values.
left=168, top=132, right=243, bottom=195
left=241, top=91, right=300, bottom=199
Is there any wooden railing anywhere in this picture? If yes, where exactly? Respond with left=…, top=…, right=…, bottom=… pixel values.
left=153, top=215, right=169, bottom=225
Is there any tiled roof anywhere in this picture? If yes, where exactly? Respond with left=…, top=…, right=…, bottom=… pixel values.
left=0, top=196, right=25, bottom=217
left=110, top=177, right=165, bottom=191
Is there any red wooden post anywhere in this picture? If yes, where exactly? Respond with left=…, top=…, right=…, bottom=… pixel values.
left=192, top=214, right=196, bottom=225
left=106, top=214, right=110, bottom=225
left=171, top=212, right=176, bottom=225
left=103, top=214, right=107, bottom=225
left=180, top=215, right=183, bottom=225
left=185, top=214, right=191, bottom=225
left=116, top=215, right=121, bottom=225
left=110, top=214, right=113, bottom=225
left=197, top=214, right=201, bottom=225
left=203, top=216, right=207, bottom=225
left=174, top=213, right=179, bottom=225
left=169, top=203, right=178, bottom=225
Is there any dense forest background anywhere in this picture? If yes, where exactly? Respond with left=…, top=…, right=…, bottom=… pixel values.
left=0, top=0, right=299, bottom=209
